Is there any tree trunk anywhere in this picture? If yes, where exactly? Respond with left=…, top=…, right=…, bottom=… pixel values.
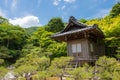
left=60, top=76, right=62, bottom=80
left=75, top=77, right=78, bottom=80
left=7, top=39, right=9, bottom=48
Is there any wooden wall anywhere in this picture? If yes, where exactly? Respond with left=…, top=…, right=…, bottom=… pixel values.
left=67, top=38, right=105, bottom=59
left=67, top=38, right=90, bottom=59
left=88, top=39, right=105, bottom=58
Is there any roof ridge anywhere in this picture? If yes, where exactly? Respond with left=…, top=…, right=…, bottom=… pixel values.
left=69, top=16, right=87, bottom=27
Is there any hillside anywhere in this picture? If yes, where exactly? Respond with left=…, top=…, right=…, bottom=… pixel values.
left=25, top=27, right=39, bottom=35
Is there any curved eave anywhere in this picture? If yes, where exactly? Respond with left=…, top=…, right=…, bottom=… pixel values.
left=51, top=26, right=104, bottom=41
left=52, top=27, right=93, bottom=38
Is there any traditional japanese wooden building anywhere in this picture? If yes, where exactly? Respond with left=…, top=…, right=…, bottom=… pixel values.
left=51, top=16, right=105, bottom=66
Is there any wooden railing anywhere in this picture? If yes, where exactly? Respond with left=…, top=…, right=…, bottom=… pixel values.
left=73, top=55, right=98, bottom=61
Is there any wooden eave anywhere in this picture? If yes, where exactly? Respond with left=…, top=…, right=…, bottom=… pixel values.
left=51, top=26, right=104, bottom=41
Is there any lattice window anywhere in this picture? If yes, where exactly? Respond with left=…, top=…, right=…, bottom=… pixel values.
left=72, top=43, right=81, bottom=53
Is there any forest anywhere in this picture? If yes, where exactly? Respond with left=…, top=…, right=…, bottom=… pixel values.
left=0, top=2, right=120, bottom=80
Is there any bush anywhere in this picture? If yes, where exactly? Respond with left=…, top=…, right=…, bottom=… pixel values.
left=16, top=77, right=26, bottom=80
left=47, top=77, right=59, bottom=80
left=32, top=75, right=40, bottom=80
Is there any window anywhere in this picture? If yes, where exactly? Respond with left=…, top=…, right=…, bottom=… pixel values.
left=90, top=43, right=94, bottom=52
left=72, top=43, right=81, bottom=53
left=72, top=44, right=76, bottom=53
left=77, top=44, right=81, bottom=52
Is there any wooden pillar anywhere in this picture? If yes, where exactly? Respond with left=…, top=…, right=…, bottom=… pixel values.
left=84, top=32, right=88, bottom=38
left=65, top=36, right=67, bottom=41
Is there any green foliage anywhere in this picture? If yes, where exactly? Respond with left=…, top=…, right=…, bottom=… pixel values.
left=51, top=57, right=73, bottom=68
left=21, top=44, right=50, bottom=57
left=86, top=16, right=120, bottom=37
left=48, top=57, right=73, bottom=79
left=0, top=46, right=12, bottom=59
left=32, top=75, right=40, bottom=80
left=0, top=24, right=27, bottom=48
left=16, top=77, right=26, bottom=80
left=30, top=27, right=54, bottom=49
left=112, top=71, right=120, bottom=80
left=25, top=27, right=39, bottom=34
left=14, top=55, right=50, bottom=79
left=66, top=56, right=120, bottom=80
left=14, top=56, right=120, bottom=80
left=110, top=2, right=120, bottom=17
left=14, top=65, right=37, bottom=76
left=66, top=77, right=74, bottom=80
left=32, top=71, right=50, bottom=80
left=86, top=15, right=120, bottom=56
left=23, top=27, right=66, bottom=59
left=15, top=54, right=50, bottom=71
left=0, top=3, right=120, bottom=80
left=0, top=67, right=8, bottom=78
left=79, top=18, right=87, bottom=23
left=47, top=42, right=67, bottom=58
left=115, top=48, right=120, bottom=59
left=45, top=17, right=65, bottom=33
left=0, top=59, right=4, bottom=65
left=21, top=27, right=55, bottom=58
left=0, top=23, right=28, bottom=64
left=96, top=56, right=120, bottom=80
left=68, top=64, right=93, bottom=80
left=0, top=16, right=9, bottom=24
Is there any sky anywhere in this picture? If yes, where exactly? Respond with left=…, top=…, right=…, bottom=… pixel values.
left=0, top=0, right=119, bottom=28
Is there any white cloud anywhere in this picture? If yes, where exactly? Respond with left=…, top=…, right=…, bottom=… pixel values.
left=63, top=0, right=76, bottom=3
left=53, top=0, right=76, bottom=6
left=53, top=0, right=61, bottom=6
left=88, top=8, right=111, bottom=19
left=9, top=16, right=41, bottom=28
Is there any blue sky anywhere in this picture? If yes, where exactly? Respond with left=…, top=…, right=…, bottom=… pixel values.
left=0, top=0, right=119, bottom=28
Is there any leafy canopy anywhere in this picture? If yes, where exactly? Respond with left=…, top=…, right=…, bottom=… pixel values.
left=110, top=2, right=120, bottom=17
left=45, top=17, right=65, bottom=33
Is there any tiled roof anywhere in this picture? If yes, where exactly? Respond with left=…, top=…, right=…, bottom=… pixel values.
left=51, top=16, right=104, bottom=39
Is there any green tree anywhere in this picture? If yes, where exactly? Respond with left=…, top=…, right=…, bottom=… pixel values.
left=0, top=16, right=9, bottom=24
left=0, top=24, right=27, bottom=63
left=47, top=42, right=67, bottom=58
left=25, top=27, right=39, bottom=35
left=15, top=54, right=50, bottom=71
left=86, top=15, right=120, bottom=57
left=45, top=17, right=65, bottom=33
left=0, top=59, right=4, bottom=65
left=20, top=44, right=51, bottom=57
left=96, top=56, right=120, bottom=80
left=0, top=67, right=8, bottom=79
left=30, top=27, right=54, bottom=49
left=79, top=18, right=87, bottom=23
left=110, top=2, right=120, bottom=17
left=32, top=71, right=50, bottom=80
left=14, top=65, right=37, bottom=80
left=68, top=64, right=93, bottom=80
left=14, top=54, right=50, bottom=80
left=21, top=27, right=55, bottom=59
left=48, top=57, right=73, bottom=80
left=0, top=46, right=12, bottom=59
